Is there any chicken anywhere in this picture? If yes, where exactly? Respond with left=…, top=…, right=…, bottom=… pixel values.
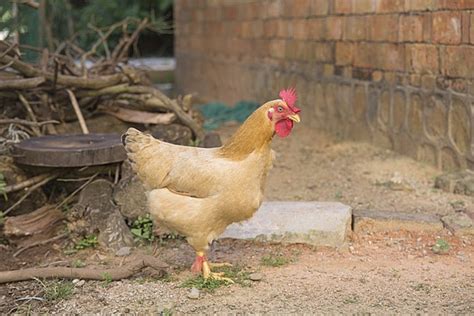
left=122, top=88, right=301, bottom=281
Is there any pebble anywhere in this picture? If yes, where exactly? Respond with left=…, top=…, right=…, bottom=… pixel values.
left=188, top=287, right=200, bottom=299
left=76, top=280, right=85, bottom=287
left=115, top=247, right=132, bottom=257
left=72, top=279, right=80, bottom=284
left=249, top=273, right=263, bottom=281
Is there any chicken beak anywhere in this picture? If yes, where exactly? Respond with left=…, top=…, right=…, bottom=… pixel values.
left=288, top=114, right=301, bottom=123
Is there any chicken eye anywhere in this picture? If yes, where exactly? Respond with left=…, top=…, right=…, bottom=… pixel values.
left=277, top=106, right=283, bottom=112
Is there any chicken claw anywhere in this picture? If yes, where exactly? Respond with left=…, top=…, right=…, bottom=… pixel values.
left=202, top=261, right=234, bottom=283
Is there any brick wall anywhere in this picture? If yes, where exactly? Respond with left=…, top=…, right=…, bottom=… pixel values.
left=175, top=0, right=474, bottom=171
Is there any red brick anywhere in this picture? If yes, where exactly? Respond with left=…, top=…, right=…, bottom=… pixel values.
left=336, top=42, right=354, bottom=65
left=369, top=14, right=399, bottom=42
left=344, top=16, right=367, bottom=41
left=283, top=0, right=311, bottom=17
left=355, top=43, right=405, bottom=71
left=293, top=19, right=308, bottom=40
left=326, top=16, right=343, bottom=40
left=267, top=0, right=283, bottom=18
left=376, top=0, right=405, bottom=12
left=310, top=0, right=329, bottom=16
left=471, top=13, right=474, bottom=43
left=461, top=12, right=470, bottom=43
left=432, top=12, right=462, bottom=44
left=354, top=0, right=376, bottom=13
left=269, top=39, right=286, bottom=59
left=405, top=0, right=434, bottom=11
left=354, top=43, right=373, bottom=68
left=308, top=18, right=327, bottom=40
left=399, top=15, right=423, bottom=42
left=276, top=20, right=289, bottom=38
left=264, top=20, right=278, bottom=38
left=423, top=13, right=432, bottom=42
left=222, top=5, right=238, bottom=20
left=241, top=21, right=252, bottom=38
left=313, top=42, right=334, bottom=63
left=249, top=20, right=264, bottom=38
left=435, top=0, right=474, bottom=9
left=442, top=46, right=474, bottom=77
left=406, top=44, right=439, bottom=74
left=378, top=44, right=405, bottom=71
left=334, top=0, right=352, bottom=14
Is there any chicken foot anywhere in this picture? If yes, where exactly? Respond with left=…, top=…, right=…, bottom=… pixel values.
left=193, top=251, right=234, bottom=283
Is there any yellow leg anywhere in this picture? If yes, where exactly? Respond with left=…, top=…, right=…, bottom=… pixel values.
left=202, top=261, right=234, bottom=283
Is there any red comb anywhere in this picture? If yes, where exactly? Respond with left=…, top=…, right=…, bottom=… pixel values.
left=279, top=88, right=300, bottom=113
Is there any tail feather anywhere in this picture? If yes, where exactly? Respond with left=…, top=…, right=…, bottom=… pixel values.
left=122, top=127, right=159, bottom=170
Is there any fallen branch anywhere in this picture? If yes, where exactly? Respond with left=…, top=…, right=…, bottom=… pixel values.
left=4, top=173, right=54, bottom=194
left=18, top=93, right=41, bottom=136
left=0, top=255, right=169, bottom=283
left=0, top=54, right=125, bottom=89
left=0, top=77, right=45, bottom=90
left=66, top=89, right=89, bottom=134
left=0, top=119, right=59, bottom=127
left=3, top=173, right=59, bottom=216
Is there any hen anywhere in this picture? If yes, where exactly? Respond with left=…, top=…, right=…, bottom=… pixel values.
left=122, top=88, right=301, bottom=281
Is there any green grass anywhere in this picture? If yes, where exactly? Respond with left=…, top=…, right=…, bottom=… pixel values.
left=43, top=280, right=74, bottom=301
left=180, top=265, right=251, bottom=292
left=432, top=238, right=450, bottom=254
left=74, top=234, right=98, bottom=250
left=0, top=172, right=7, bottom=201
left=261, top=253, right=290, bottom=267
left=130, top=214, right=155, bottom=242
left=71, top=259, right=86, bottom=268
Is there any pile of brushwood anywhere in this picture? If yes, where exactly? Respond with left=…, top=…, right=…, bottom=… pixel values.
left=0, top=18, right=204, bottom=284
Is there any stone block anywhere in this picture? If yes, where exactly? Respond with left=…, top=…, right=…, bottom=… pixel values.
left=441, top=212, right=474, bottom=236
left=220, top=201, right=352, bottom=247
left=353, top=209, right=443, bottom=233
left=432, top=11, right=462, bottom=44
left=406, top=44, right=439, bottom=74
left=400, top=15, right=424, bottom=42
left=376, top=0, right=405, bottom=12
left=369, top=14, right=399, bottom=42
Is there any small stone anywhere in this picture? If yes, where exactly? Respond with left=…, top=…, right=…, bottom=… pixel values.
left=188, top=287, right=200, bottom=299
left=75, top=280, right=85, bottom=287
left=72, top=279, right=80, bottom=284
left=249, top=273, right=263, bottom=281
left=115, top=246, right=131, bottom=257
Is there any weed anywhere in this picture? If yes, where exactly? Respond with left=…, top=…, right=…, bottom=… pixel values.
left=181, top=275, right=228, bottom=291
left=334, top=191, right=343, bottom=199
left=412, top=283, right=431, bottom=294
left=101, top=272, right=113, bottom=287
left=43, top=280, right=74, bottom=301
left=161, top=308, right=173, bottom=316
left=72, top=259, right=86, bottom=268
left=0, top=172, right=7, bottom=201
left=432, top=238, right=450, bottom=254
left=131, top=214, right=154, bottom=242
left=449, top=200, right=465, bottom=211
left=180, top=265, right=249, bottom=291
left=0, top=211, right=4, bottom=225
left=343, top=295, right=359, bottom=304
left=261, top=253, right=290, bottom=267
left=74, top=234, right=98, bottom=250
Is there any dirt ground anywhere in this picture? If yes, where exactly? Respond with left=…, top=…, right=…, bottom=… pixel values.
left=1, top=123, right=473, bottom=314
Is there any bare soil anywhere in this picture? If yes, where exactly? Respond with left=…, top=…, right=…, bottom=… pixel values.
left=1, top=124, right=473, bottom=314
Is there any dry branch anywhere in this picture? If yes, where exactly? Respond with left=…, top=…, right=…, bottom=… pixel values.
left=0, top=255, right=169, bottom=283
left=0, top=77, right=45, bottom=89
left=4, top=173, right=54, bottom=194
left=0, top=119, right=59, bottom=127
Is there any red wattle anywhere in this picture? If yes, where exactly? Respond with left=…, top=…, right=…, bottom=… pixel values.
left=275, top=119, right=294, bottom=138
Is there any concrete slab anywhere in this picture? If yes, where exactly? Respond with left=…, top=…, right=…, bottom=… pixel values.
left=353, top=209, right=444, bottom=233
left=220, top=201, right=352, bottom=247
